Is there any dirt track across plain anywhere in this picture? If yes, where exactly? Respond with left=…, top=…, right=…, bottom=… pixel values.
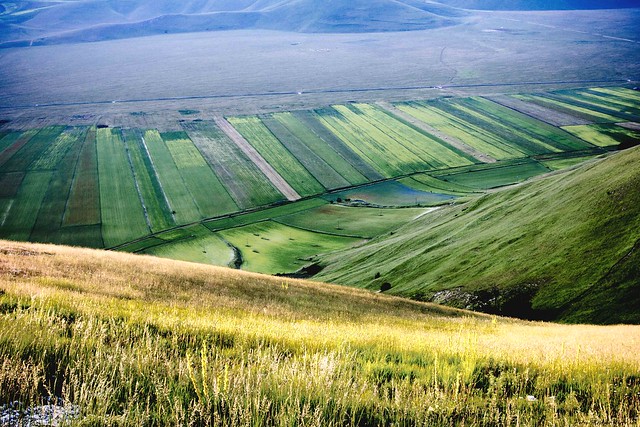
left=214, top=116, right=301, bottom=201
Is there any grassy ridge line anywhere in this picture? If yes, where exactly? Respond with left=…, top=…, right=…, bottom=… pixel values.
left=315, top=147, right=640, bottom=323
left=1, top=240, right=639, bottom=425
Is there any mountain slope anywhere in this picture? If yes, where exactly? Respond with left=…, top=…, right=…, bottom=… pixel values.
left=1, top=240, right=639, bottom=424
left=315, top=147, right=640, bottom=324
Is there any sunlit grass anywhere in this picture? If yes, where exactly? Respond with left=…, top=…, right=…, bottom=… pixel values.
left=1, top=240, right=639, bottom=425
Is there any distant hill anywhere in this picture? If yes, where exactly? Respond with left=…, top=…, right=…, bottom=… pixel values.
left=438, top=0, right=640, bottom=10
left=315, top=147, right=640, bottom=324
left=0, top=0, right=466, bottom=46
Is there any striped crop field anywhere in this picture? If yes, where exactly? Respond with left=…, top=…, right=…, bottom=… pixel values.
left=217, top=220, right=362, bottom=274
left=261, top=114, right=353, bottom=190
left=63, top=127, right=101, bottom=228
left=161, top=131, right=238, bottom=219
left=0, top=171, right=52, bottom=241
left=182, top=121, right=284, bottom=209
left=96, top=128, right=149, bottom=248
left=544, top=89, right=640, bottom=123
left=442, top=97, right=592, bottom=152
left=395, top=101, right=527, bottom=160
left=141, top=129, right=202, bottom=225
left=0, top=127, right=64, bottom=172
left=29, top=127, right=87, bottom=243
left=121, top=129, right=175, bottom=233
left=314, top=105, right=471, bottom=178
left=268, top=112, right=368, bottom=187
left=227, top=116, right=325, bottom=197
left=30, top=127, right=85, bottom=171
left=562, top=124, right=640, bottom=148
left=512, top=94, right=623, bottom=123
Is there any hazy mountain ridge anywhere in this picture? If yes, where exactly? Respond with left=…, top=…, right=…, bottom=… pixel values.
left=0, top=0, right=466, bottom=46
left=3, top=0, right=637, bottom=46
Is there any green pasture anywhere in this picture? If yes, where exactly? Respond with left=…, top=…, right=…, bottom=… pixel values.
left=204, top=198, right=326, bottom=232
left=277, top=204, right=430, bottom=238
left=142, top=224, right=234, bottom=267
left=431, top=160, right=551, bottom=190
left=325, top=180, right=456, bottom=207
left=218, top=221, right=362, bottom=274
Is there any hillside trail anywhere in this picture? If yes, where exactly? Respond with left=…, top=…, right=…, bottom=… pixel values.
left=375, top=102, right=497, bottom=164
left=214, top=116, right=301, bottom=201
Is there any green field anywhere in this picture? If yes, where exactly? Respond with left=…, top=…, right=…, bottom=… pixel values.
left=277, top=204, right=430, bottom=238
left=431, top=159, right=551, bottom=190
left=142, top=224, right=234, bottom=267
left=512, top=94, right=623, bottom=123
left=29, top=127, right=87, bottom=243
left=141, top=129, right=202, bottom=225
left=293, top=110, right=384, bottom=181
left=547, top=89, right=640, bottom=123
left=121, top=129, right=175, bottom=232
left=562, top=124, right=640, bottom=148
left=204, top=198, right=327, bottom=232
left=63, top=128, right=101, bottom=228
left=227, top=116, right=325, bottom=197
left=218, top=221, right=362, bottom=274
left=314, top=104, right=473, bottom=178
left=96, top=128, right=149, bottom=248
left=0, top=171, right=52, bottom=241
left=269, top=112, right=368, bottom=186
left=399, top=173, right=477, bottom=196
left=183, top=121, right=284, bottom=209
left=161, top=131, right=238, bottom=218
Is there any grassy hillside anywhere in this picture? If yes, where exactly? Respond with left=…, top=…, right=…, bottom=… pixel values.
left=315, top=147, right=640, bottom=324
left=1, top=240, right=639, bottom=425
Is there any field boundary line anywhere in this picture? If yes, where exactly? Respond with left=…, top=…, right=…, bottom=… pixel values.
left=214, top=116, right=301, bottom=201
left=376, top=101, right=497, bottom=164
